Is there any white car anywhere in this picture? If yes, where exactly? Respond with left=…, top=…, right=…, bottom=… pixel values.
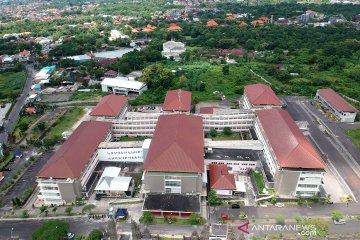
left=333, top=219, right=346, bottom=225
left=67, top=233, right=75, bottom=239
left=275, top=203, right=285, bottom=208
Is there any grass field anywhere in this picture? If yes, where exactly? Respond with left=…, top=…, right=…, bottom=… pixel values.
left=346, top=127, right=360, bottom=149
left=70, top=90, right=108, bottom=101
left=45, top=107, right=85, bottom=140
left=0, top=71, right=26, bottom=100
left=212, top=133, right=241, bottom=141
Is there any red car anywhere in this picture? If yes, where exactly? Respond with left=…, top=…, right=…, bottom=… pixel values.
left=221, top=213, right=229, bottom=220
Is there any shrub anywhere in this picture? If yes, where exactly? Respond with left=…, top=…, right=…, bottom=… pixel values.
left=275, top=214, right=285, bottom=225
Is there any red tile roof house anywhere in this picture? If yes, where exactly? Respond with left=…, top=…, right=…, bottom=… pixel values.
left=243, top=83, right=282, bottom=110
left=36, top=121, right=112, bottom=205
left=315, top=88, right=358, bottom=123
left=142, top=114, right=205, bottom=216
left=209, top=164, right=236, bottom=196
left=18, top=50, right=31, bottom=62
left=162, top=89, right=192, bottom=112
left=90, top=95, right=128, bottom=120
left=254, top=109, right=325, bottom=198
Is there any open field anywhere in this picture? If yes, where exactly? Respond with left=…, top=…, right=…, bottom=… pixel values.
left=347, top=127, right=360, bottom=149
left=45, top=107, right=85, bottom=140
left=0, top=71, right=26, bottom=100
left=70, top=90, right=108, bottom=101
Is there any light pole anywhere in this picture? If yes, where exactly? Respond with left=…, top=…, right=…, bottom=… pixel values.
left=11, top=227, right=14, bottom=239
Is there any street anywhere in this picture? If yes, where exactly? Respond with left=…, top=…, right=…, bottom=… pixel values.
left=0, top=64, right=34, bottom=145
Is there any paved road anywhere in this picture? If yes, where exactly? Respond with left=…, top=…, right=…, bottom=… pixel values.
left=282, top=96, right=360, bottom=200
left=0, top=64, right=34, bottom=145
left=0, top=151, right=54, bottom=209
left=0, top=217, right=113, bottom=240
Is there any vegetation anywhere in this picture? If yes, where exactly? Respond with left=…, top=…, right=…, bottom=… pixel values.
left=208, top=189, right=222, bottom=206
left=70, top=90, right=108, bottom=101
left=300, top=218, right=328, bottom=238
left=331, top=211, right=344, bottom=221
left=275, top=214, right=285, bottom=225
left=82, top=204, right=96, bottom=214
left=346, top=127, right=360, bottom=149
left=65, top=206, right=73, bottom=216
left=86, top=230, right=103, bottom=240
left=0, top=154, right=13, bottom=170
left=253, top=171, right=265, bottom=194
left=140, top=211, right=154, bottom=224
left=0, top=71, right=26, bottom=100
left=32, top=221, right=69, bottom=240
left=12, top=187, right=34, bottom=208
left=45, top=107, right=85, bottom=142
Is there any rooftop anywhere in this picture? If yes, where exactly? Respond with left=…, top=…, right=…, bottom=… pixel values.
left=98, top=141, right=144, bottom=149
left=90, top=95, right=128, bottom=117
left=144, top=114, right=204, bottom=173
left=317, top=88, right=358, bottom=113
left=205, top=148, right=260, bottom=161
left=101, top=77, right=147, bottom=90
left=37, top=121, right=112, bottom=179
left=143, top=193, right=200, bottom=213
left=162, top=89, right=192, bottom=112
left=256, top=109, right=325, bottom=169
left=209, top=164, right=236, bottom=190
left=244, top=83, right=282, bottom=106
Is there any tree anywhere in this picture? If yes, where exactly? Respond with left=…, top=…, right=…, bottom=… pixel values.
left=209, top=128, right=218, bottom=138
left=140, top=64, right=173, bottom=88
left=86, top=229, right=103, bottom=240
left=65, top=206, right=73, bottom=216
left=189, top=213, right=201, bottom=225
left=141, top=211, right=154, bottom=223
left=331, top=211, right=344, bottom=221
left=40, top=205, right=48, bottom=214
left=36, top=122, right=46, bottom=132
left=222, top=65, right=229, bottom=75
left=208, top=189, right=222, bottom=206
left=18, top=121, right=29, bottom=133
left=22, top=210, right=29, bottom=218
left=222, top=127, right=232, bottom=136
left=32, top=221, right=69, bottom=240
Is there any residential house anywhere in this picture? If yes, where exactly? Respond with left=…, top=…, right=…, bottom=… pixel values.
left=243, top=83, right=282, bottom=110
left=161, top=41, right=186, bottom=61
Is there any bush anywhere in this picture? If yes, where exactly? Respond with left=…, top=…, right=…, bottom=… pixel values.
left=208, top=190, right=222, bottom=206
left=209, top=128, right=217, bottom=138
left=65, top=206, right=73, bottom=216
left=331, top=211, right=344, bottom=221
left=275, top=214, right=285, bottom=225
left=140, top=212, right=154, bottom=223
left=222, top=127, right=232, bottom=136
left=86, top=229, right=103, bottom=240
left=82, top=204, right=96, bottom=214
left=21, top=210, right=29, bottom=218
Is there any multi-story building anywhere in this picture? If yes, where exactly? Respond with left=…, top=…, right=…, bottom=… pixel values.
left=36, top=121, right=112, bottom=205
left=316, top=88, right=358, bottom=123
left=161, top=41, right=186, bottom=61
left=243, top=83, right=282, bottom=110
left=162, top=89, right=192, bottom=112
left=89, top=95, right=128, bottom=120
left=142, top=114, right=205, bottom=216
left=97, top=139, right=151, bottom=163
left=101, top=77, right=148, bottom=95
left=254, top=109, right=325, bottom=198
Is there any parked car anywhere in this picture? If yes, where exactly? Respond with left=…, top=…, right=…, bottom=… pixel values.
left=231, top=204, right=240, bottom=209
left=221, top=213, right=229, bottom=220
left=275, top=203, right=285, bottom=208
left=259, top=204, right=268, bottom=207
left=333, top=219, right=346, bottom=225
left=67, top=233, right=75, bottom=239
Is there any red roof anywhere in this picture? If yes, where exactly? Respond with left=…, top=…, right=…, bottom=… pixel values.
left=25, top=107, right=36, bottom=113
left=207, top=19, right=218, bottom=26
left=19, top=50, right=30, bottom=55
left=90, top=95, right=128, bottom=117
left=209, top=164, right=236, bottom=190
left=199, top=107, right=215, bottom=114
left=144, top=114, right=204, bottom=173
left=317, top=88, right=358, bottom=113
left=260, top=16, right=270, bottom=21
left=256, top=109, right=325, bottom=169
left=239, top=21, right=248, bottom=25
left=251, top=20, right=265, bottom=25
left=244, top=83, right=282, bottom=106
left=167, top=24, right=182, bottom=31
left=162, top=89, right=192, bottom=112
left=37, top=121, right=112, bottom=179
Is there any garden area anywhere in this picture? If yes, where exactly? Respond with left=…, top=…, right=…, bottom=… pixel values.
left=346, top=126, right=360, bottom=149
left=0, top=71, right=26, bottom=100
left=70, top=90, right=108, bottom=101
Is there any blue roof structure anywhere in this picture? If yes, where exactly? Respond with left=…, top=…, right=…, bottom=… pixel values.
left=116, top=208, right=127, bottom=218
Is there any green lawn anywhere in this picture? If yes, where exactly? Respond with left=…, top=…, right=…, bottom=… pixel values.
left=70, top=90, right=108, bottom=101
left=0, top=71, right=26, bottom=100
left=346, top=127, right=360, bottom=149
left=117, top=135, right=148, bottom=142
left=253, top=171, right=265, bottom=194
left=212, top=133, right=241, bottom=141
left=45, top=108, right=85, bottom=140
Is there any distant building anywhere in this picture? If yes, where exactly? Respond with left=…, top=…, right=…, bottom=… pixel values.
left=104, top=70, right=118, bottom=78
left=101, top=77, right=148, bottom=95
left=18, top=50, right=30, bottom=62
left=255, top=109, right=326, bottom=198
left=109, top=30, right=129, bottom=41
left=36, top=121, right=112, bottom=205
left=243, top=83, right=282, bottom=109
left=162, top=89, right=192, bottom=112
left=316, top=88, right=358, bottom=123
left=161, top=41, right=186, bottom=61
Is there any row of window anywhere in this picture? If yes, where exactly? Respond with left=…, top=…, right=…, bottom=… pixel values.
left=106, top=150, right=142, bottom=155
left=298, top=184, right=319, bottom=188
